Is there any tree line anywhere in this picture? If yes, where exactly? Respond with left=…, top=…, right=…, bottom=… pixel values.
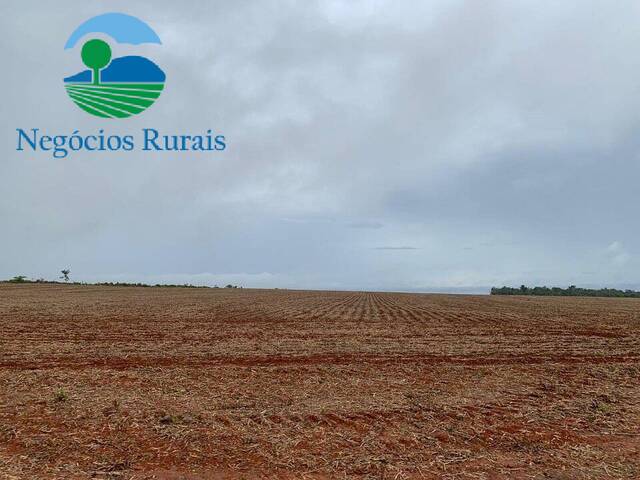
left=3, top=272, right=242, bottom=290
left=491, top=285, right=640, bottom=298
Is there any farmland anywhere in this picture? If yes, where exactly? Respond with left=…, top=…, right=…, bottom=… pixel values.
left=64, top=83, right=164, bottom=118
left=0, top=284, right=639, bottom=479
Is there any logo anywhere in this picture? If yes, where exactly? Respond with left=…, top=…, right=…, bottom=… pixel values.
left=16, top=13, right=226, bottom=158
left=63, top=13, right=165, bottom=119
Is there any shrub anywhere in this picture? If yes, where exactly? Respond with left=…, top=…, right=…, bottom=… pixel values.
left=54, top=389, right=69, bottom=402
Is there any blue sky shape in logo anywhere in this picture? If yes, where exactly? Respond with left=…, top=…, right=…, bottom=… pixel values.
left=64, top=13, right=162, bottom=49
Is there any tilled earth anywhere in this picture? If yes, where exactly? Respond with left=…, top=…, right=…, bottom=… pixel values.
left=0, top=284, right=639, bottom=479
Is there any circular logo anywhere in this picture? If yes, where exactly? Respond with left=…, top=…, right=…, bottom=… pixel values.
left=63, top=13, right=165, bottom=119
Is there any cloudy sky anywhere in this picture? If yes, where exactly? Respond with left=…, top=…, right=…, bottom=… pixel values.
left=1, top=1, right=639, bottom=292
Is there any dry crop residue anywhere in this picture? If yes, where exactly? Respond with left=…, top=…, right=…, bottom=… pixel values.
left=1, top=285, right=639, bottom=479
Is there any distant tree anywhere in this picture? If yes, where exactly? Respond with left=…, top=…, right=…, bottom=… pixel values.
left=491, top=284, right=640, bottom=299
left=81, top=39, right=112, bottom=85
left=9, top=275, right=27, bottom=283
left=60, top=269, right=71, bottom=282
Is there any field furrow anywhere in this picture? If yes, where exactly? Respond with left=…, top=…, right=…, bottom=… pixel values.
left=1, top=285, right=639, bottom=479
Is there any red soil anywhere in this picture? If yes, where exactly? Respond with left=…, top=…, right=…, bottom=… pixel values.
left=0, top=285, right=639, bottom=479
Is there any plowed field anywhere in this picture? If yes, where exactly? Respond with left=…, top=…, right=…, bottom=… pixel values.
left=1, top=284, right=639, bottom=479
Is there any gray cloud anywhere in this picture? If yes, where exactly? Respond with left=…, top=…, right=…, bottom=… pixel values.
left=1, top=0, right=639, bottom=292
left=348, top=221, right=384, bottom=229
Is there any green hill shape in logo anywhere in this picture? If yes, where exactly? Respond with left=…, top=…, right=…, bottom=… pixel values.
left=65, top=81, right=164, bottom=119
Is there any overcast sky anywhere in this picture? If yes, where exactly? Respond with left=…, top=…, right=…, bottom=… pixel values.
left=1, top=1, right=639, bottom=293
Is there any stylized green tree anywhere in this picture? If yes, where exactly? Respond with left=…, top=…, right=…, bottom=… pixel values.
left=81, top=39, right=112, bottom=85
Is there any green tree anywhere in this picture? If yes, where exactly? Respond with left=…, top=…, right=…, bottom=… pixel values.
left=81, top=39, right=112, bottom=85
left=60, top=269, right=71, bottom=282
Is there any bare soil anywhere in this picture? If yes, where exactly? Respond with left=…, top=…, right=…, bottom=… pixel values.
left=0, top=284, right=639, bottom=479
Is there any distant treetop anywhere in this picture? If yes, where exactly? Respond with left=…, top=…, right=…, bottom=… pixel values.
left=491, top=285, right=640, bottom=298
